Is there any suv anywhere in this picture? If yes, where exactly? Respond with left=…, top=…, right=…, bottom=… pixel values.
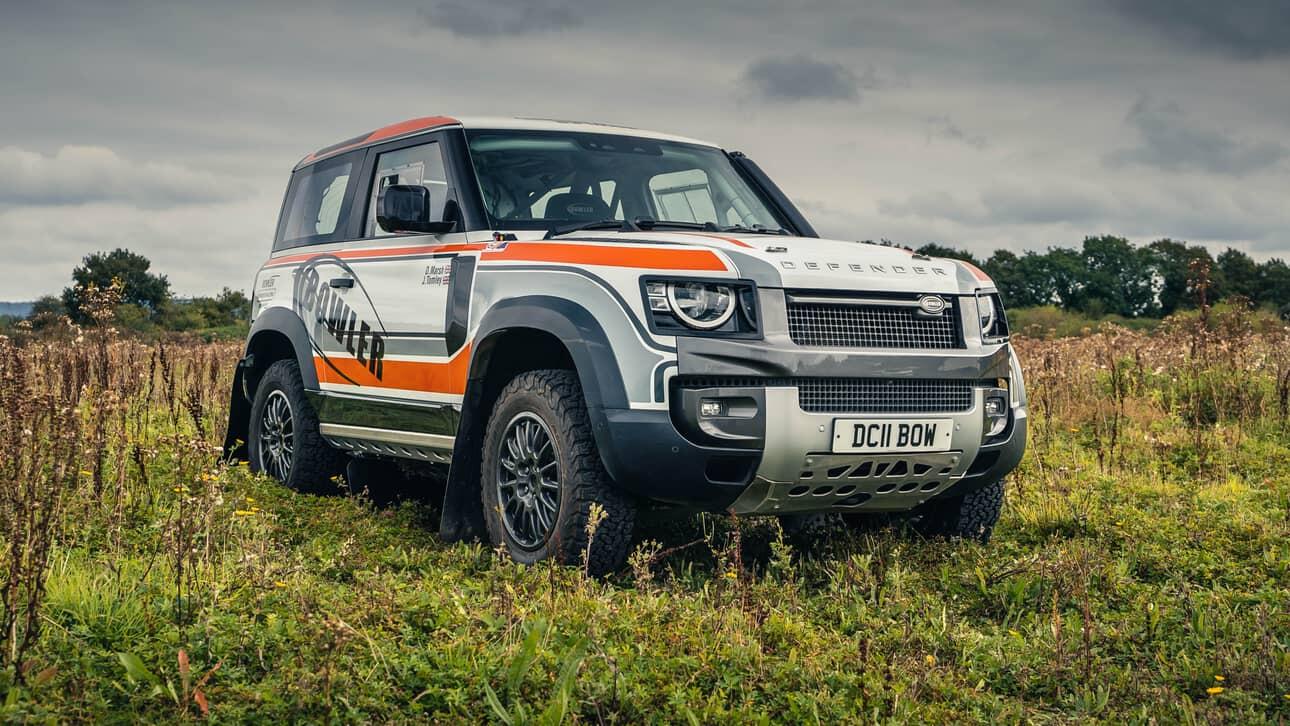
left=223, top=116, right=1027, bottom=573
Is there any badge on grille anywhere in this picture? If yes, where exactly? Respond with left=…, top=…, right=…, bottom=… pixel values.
left=918, top=295, right=947, bottom=315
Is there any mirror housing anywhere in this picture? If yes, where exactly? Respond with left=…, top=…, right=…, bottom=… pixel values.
left=377, top=184, right=456, bottom=234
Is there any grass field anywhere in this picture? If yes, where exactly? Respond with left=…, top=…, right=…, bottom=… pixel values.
left=1, top=308, right=1287, bottom=723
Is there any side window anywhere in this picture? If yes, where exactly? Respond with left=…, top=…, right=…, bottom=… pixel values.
left=366, top=141, right=448, bottom=237
left=649, top=169, right=717, bottom=223
left=276, top=155, right=357, bottom=248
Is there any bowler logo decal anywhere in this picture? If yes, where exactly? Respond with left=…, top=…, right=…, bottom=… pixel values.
left=292, top=256, right=387, bottom=383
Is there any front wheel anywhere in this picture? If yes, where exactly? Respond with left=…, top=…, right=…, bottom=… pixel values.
left=911, top=480, right=1005, bottom=542
left=480, top=370, right=635, bottom=575
left=247, top=359, right=344, bottom=492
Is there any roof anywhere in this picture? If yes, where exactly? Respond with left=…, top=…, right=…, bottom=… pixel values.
left=296, top=115, right=720, bottom=169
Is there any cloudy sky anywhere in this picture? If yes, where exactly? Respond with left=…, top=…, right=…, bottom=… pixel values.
left=2, top=0, right=1288, bottom=299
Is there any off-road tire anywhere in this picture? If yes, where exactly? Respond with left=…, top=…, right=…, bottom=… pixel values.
left=911, top=480, right=1005, bottom=542
left=778, top=512, right=847, bottom=555
left=481, top=370, right=635, bottom=575
left=247, top=359, right=344, bottom=493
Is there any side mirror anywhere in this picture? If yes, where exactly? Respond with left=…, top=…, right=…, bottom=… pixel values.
left=377, top=184, right=457, bottom=234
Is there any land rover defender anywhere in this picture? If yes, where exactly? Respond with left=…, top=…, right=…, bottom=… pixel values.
left=223, top=115, right=1027, bottom=573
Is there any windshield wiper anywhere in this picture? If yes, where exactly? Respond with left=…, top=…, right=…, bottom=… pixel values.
left=545, top=219, right=640, bottom=239
left=720, top=224, right=790, bottom=235
left=633, top=218, right=719, bottom=232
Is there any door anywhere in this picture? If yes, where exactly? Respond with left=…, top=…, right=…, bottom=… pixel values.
left=310, top=134, right=476, bottom=411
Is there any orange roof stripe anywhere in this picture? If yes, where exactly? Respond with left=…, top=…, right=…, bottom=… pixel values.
left=300, top=115, right=460, bottom=166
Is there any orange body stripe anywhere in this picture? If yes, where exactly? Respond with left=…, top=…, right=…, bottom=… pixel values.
left=266, top=242, right=486, bottom=268
left=482, top=242, right=727, bottom=271
left=266, top=241, right=727, bottom=272
left=315, top=343, right=472, bottom=395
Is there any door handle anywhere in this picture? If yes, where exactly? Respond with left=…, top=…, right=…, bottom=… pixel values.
left=329, top=277, right=354, bottom=289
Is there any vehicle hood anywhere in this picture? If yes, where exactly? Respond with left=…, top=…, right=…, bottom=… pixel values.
left=554, top=230, right=990, bottom=294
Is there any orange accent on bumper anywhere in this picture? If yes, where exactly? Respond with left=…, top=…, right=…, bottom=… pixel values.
left=315, top=343, right=471, bottom=395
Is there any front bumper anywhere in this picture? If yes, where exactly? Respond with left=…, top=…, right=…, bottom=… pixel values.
left=727, top=387, right=1026, bottom=514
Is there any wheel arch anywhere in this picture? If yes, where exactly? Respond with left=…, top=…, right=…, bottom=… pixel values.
left=440, top=296, right=629, bottom=543
left=221, top=307, right=318, bottom=460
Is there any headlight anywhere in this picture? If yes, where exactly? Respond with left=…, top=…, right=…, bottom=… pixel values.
left=977, top=292, right=1009, bottom=340
left=642, top=278, right=759, bottom=336
left=978, top=293, right=996, bottom=332
left=666, top=282, right=734, bottom=330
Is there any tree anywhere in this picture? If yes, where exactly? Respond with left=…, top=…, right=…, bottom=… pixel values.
left=916, top=243, right=980, bottom=266
left=1216, top=248, right=1260, bottom=303
left=1078, top=235, right=1155, bottom=317
left=61, top=249, right=170, bottom=323
left=1257, top=258, right=1290, bottom=318
left=1147, top=239, right=1199, bottom=315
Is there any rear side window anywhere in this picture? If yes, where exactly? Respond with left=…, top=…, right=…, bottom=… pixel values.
left=275, top=153, right=360, bottom=249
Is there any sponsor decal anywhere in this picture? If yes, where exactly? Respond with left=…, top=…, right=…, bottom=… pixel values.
left=421, top=263, right=451, bottom=286
left=292, top=257, right=386, bottom=382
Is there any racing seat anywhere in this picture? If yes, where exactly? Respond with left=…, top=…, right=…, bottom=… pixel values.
left=542, top=192, right=611, bottom=221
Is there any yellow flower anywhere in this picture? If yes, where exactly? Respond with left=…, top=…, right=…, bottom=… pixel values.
left=234, top=509, right=255, bottom=516
left=80, top=470, right=93, bottom=477
left=723, top=570, right=738, bottom=580
left=1068, top=427, right=1079, bottom=432
left=1206, top=686, right=1223, bottom=695
left=274, top=581, right=287, bottom=589
left=244, top=496, right=256, bottom=504
left=1214, top=675, right=1225, bottom=682
left=1008, top=629, right=1021, bottom=637
left=924, top=654, right=937, bottom=666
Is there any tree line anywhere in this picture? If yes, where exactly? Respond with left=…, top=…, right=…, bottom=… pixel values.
left=913, top=236, right=1289, bottom=319
left=17, top=248, right=250, bottom=336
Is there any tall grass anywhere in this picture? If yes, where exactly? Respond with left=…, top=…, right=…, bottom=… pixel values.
left=0, top=304, right=1286, bottom=722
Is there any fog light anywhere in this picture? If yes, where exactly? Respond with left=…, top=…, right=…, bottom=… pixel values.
left=984, top=395, right=1008, bottom=437
left=699, top=399, right=723, bottom=418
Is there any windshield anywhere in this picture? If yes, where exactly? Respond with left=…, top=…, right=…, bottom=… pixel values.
left=465, top=129, right=785, bottom=234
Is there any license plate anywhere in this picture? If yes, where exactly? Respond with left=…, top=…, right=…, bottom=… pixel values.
left=831, top=418, right=953, bottom=454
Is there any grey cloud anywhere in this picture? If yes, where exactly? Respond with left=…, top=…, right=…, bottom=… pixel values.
left=1114, top=0, right=1290, bottom=60
left=0, top=145, right=251, bottom=208
left=419, top=0, right=586, bottom=37
left=1106, top=97, right=1288, bottom=176
left=925, top=115, right=987, bottom=149
left=740, top=55, right=873, bottom=102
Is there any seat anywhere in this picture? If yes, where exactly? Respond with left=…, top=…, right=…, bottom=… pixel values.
left=542, top=192, right=611, bottom=221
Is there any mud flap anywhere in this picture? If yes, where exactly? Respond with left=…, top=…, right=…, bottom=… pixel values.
left=222, top=365, right=251, bottom=462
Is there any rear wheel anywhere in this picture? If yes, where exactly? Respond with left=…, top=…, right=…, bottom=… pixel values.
left=481, top=370, right=635, bottom=575
left=247, top=359, right=344, bottom=493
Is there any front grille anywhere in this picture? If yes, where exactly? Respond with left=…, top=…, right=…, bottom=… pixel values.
left=676, top=377, right=976, bottom=414
left=786, top=295, right=963, bottom=349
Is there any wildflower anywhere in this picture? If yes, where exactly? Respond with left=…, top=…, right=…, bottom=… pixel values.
left=1214, top=675, right=1225, bottom=682
left=723, top=570, right=738, bottom=580
left=234, top=509, right=256, bottom=516
left=1206, top=686, right=1223, bottom=695
left=244, top=496, right=255, bottom=504
left=924, top=654, right=937, bottom=666
left=1008, top=629, right=1021, bottom=638
left=80, top=470, right=93, bottom=477
left=1068, top=427, right=1079, bottom=432
left=274, top=581, right=287, bottom=589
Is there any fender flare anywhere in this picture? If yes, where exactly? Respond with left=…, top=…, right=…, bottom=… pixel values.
left=221, top=306, right=318, bottom=460
left=439, top=296, right=631, bottom=543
